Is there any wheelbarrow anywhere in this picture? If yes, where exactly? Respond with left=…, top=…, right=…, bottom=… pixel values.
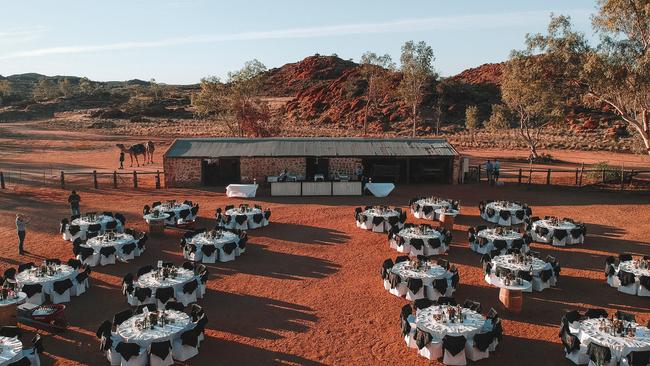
left=17, top=303, right=67, bottom=332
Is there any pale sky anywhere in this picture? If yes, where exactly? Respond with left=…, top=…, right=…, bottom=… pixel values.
left=0, top=0, right=597, bottom=84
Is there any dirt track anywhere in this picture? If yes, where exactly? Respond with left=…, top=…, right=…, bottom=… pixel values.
left=0, top=122, right=649, bottom=366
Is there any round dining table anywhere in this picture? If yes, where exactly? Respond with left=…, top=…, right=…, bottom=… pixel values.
left=15, top=265, right=76, bottom=297
left=530, top=219, right=584, bottom=245
left=185, top=231, right=240, bottom=262
left=481, top=201, right=528, bottom=226
left=358, top=208, right=403, bottom=233
left=392, top=227, right=448, bottom=256
left=471, top=228, right=526, bottom=255
left=411, top=199, right=457, bottom=221
left=391, top=261, right=450, bottom=286
left=416, top=305, right=487, bottom=340
left=83, top=233, right=136, bottom=254
left=0, top=293, right=27, bottom=326
left=573, top=318, right=650, bottom=362
left=115, top=309, right=193, bottom=348
left=0, top=336, right=25, bottom=365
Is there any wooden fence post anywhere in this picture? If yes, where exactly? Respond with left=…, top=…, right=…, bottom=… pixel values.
left=575, top=168, right=579, bottom=186
left=133, top=171, right=138, bottom=188
left=93, top=170, right=98, bottom=189
left=113, top=171, right=118, bottom=188
left=546, top=169, right=551, bottom=185
left=579, top=164, right=584, bottom=186
left=602, top=168, right=606, bottom=183
left=155, top=170, right=161, bottom=189
left=518, top=169, right=522, bottom=185
left=620, top=166, right=625, bottom=190
left=0, top=172, right=4, bottom=189
left=528, top=168, right=532, bottom=185
left=60, top=171, right=65, bottom=189
left=477, top=165, right=482, bottom=182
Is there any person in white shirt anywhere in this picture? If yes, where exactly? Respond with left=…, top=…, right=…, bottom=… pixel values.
left=493, top=160, right=501, bottom=182
left=16, top=213, right=31, bottom=255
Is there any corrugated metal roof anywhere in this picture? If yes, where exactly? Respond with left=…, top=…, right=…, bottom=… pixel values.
left=164, top=137, right=458, bottom=158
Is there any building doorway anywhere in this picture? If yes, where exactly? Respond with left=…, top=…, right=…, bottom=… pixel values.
left=306, top=157, right=329, bottom=180
left=202, top=158, right=240, bottom=186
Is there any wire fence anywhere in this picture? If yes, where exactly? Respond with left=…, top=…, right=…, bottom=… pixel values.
left=0, top=169, right=164, bottom=190
left=468, top=165, right=650, bottom=191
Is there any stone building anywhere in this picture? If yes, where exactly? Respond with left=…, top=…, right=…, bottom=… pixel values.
left=163, top=137, right=460, bottom=188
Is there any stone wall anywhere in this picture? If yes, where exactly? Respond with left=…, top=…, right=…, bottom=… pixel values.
left=240, top=157, right=306, bottom=183
left=164, top=158, right=202, bottom=187
left=328, top=158, right=362, bottom=176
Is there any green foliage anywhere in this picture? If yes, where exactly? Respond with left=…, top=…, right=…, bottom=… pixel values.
left=32, top=78, right=60, bottom=101
left=58, top=78, right=76, bottom=97
left=399, top=40, right=437, bottom=137
left=359, top=51, right=395, bottom=134
left=484, top=104, right=512, bottom=130
left=0, top=80, right=13, bottom=105
left=192, top=59, right=277, bottom=137
left=464, top=105, right=480, bottom=130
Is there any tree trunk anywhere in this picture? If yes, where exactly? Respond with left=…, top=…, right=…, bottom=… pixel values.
left=412, top=104, right=417, bottom=138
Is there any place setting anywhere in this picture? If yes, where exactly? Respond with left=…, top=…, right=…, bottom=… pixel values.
left=61, top=211, right=125, bottom=242
left=355, top=205, right=406, bottom=233
left=527, top=215, right=587, bottom=246
left=605, top=254, right=650, bottom=297
left=401, top=298, right=503, bottom=364
left=389, top=223, right=452, bottom=256
left=181, top=228, right=248, bottom=263
left=409, top=197, right=460, bottom=222
left=560, top=309, right=650, bottom=365
left=217, top=204, right=271, bottom=230
left=468, top=225, right=530, bottom=255
left=381, top=256, right=459, bottom=302
left=13, top=259, right=92, bottom=306
left=479, top=200, right=531, bottom=226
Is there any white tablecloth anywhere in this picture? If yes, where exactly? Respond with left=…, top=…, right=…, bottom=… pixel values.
left=135, top=268, right=197, bottom=292
left=411, top=199, right=457, bottom=221
left=392, top=227, right=448, bottom=256
left=391, top=261, right=449, bottom=286
left=0, top=336, right=24, bottom=365
left=65, top=215, right=123, bottom=241
left=481, top=202, right=527, bottom=225
left=491, top=255, right=549, bottom=274
left=116, top=310, right=192, bottom=348
left=530, top=219, right=583, bottom=245
left=484, top=275, right=533, bottom=292
left=416, top=305, right=486, bottom=341
left=188, top=231, right=239, bottom=250
left=143, top=213, right=170, bottom=224
left=471, top=229, right=526, bottom=255
left=16, top=265, right=76, bottom=295
left=618, top=261, right=650, bottom=278
left=226, top=184, right=258, bottom=198
left=153, top=203, right=193, bottom=224
left=0, top=292, right=26, bottom=307
left=223, top=207, right=268, bottom=229
left=83, top=233, right=135, bottom=254
left=574, top=318, right=650, bottom=361
left=365, top=183, right=395, bottom=197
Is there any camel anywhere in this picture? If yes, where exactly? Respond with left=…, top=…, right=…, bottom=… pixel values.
left=146, top=140, right=155, bottom=164
left=116, top=143, right=147, bottom=167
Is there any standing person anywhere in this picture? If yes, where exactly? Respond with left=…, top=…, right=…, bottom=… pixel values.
left=16, top=214, right=30, bottom=255
left=493, top=159, right=501, bottom=183
left=68, top=190, right=81, bottom=216
left=119, top=151, right=125, bottom=169
left=485, top=160, right=493, bottom=185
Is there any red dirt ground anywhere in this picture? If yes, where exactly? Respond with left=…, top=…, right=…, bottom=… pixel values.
left=0, top=122, right=649, bottom=365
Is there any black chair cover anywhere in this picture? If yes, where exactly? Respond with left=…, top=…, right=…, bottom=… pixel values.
left=96, top=320, right=111, bottom=339
left=165, top=301, right=185, bottom=311
left=7, top=357, right=30, bottom=366
left=380, top=259, right=393, bottom=280
left=235, top=215, right=247, bottom=225
left=183, top=279, right=199, bottom=294
left=372, top=216, right=384, bottom=226
left=410, top=238, right=424, bottom=251
left=17, top=263, right=35, bottom=273
left=121, top=243, right=136, bottom=255
left=388, top=272, right=400, bottom=289
left=135, top=304, right=156, bottom=314
left=180, top=329, right=199, bottom=347
left=473, top=332, right=494, bottom=352
left=618, top=270, right=636, bottom=286
left=616, top=310, right=636, bottom=323
left=619, top=253, right=633, bottom=262
left=22, top=284, right=43, bottom=299
left=443, top=334, right=467, bottom=356
left=415, top=328, right=432, bottom=350
left=413, top=298, right=433, bottom=310
left=222, top=242, right=237, bottom=255
left=627, top=351, right=650, bottom=366
left=99, top=246, right=116, bottom=258
left=134, top=287, right=152, bottom=303
left=406, top=278, right=423, bottom=294
left=432, top=279, right=448, bottom=295
left=113, top=309, right=133, bottom=326
left=155, top=287, right=174, bottom=304
left=437, top=297, right=456, bottom=306
left=561, top=328, right=581, bottom=353
left=395, top=256, right=409, bottom=264
left=0, top=326, right=21, bottom=338
left=53, top=279, right=73, bottom=295
left=587, top=342, right=612, bottom=365
left=150, top=340, right=171, bottom=360
left=428, top=238, right=441, bottom=249
left=201, top=244, right=217, bottom=258
left=115, top=342, right=141, bottom=361
left=585, top=308, right=608, bottom=319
